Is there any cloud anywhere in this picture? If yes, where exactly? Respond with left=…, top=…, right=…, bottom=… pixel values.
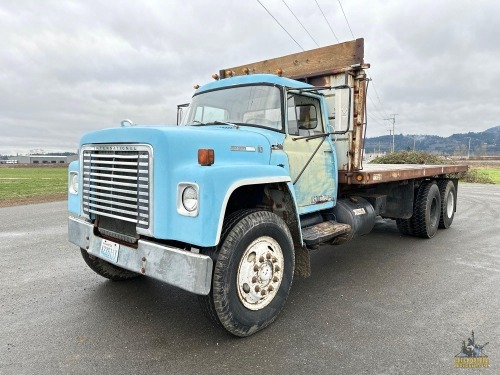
left=0, top=0, right=499, bottom=154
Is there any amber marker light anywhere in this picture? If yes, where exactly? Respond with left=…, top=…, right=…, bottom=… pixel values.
left=198, top=149, right=215, bottom=166
left=193, top=84, right=200, bottom=89
left=356, top=174, right=364, bottom=182
left=242, top=67, right=250, bottom=75
left=276, top=68, right=283, bottom=76
left=212, top=73, right=219, bottom=80
left=226, top=70, right=234, bottom=77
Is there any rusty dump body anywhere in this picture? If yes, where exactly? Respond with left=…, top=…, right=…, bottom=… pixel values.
left=221, top=38, right=468, bottom=186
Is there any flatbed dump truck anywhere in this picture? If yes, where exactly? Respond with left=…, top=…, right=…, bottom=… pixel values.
left=68, top=39, right=468, bottom=336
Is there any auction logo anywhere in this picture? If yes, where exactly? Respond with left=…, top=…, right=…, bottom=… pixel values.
left=454, top=330, right=489, bottom=368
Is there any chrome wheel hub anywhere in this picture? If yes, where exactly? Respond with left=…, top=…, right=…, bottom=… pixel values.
left=236, top=236, right=284, bottom=310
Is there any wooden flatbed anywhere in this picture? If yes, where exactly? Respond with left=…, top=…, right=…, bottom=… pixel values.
left=338, top=164, right=469, bottom=185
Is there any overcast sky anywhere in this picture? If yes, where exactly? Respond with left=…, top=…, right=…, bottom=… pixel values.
left=1, top=0, right=499, bottom=155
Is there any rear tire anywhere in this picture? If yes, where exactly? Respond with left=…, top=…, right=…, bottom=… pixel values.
left=412, top=181, right=441, bottom=238
left=80, top=248, right=139, bottom=281
left=199, top=210, right=294, bottom=337
left=437, top=180, right=456, bottom=229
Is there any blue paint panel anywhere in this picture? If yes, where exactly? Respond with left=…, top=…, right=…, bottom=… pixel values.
left=68, top=160, right=80, bottom=215
left=197, top=74, right=314, bottom=94
left=168, top=164, right=291, bottom=246
left=78, top=125, right=291, bottom=247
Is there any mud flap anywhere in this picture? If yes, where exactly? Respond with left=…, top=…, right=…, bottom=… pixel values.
left=294, top=245, right=311, bottom=278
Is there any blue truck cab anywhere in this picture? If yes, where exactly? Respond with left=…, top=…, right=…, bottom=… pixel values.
left=68, top=72, right=350, bottom=335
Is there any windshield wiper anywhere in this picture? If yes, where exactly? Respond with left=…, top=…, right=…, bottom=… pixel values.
left=192, top=121, right=239, bottom=128
left=292, top=132, right=330, bottom=141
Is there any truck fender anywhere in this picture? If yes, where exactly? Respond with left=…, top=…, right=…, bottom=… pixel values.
left=215, top=177, right=301, bottom=245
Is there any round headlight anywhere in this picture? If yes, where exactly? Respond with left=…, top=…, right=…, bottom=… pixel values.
left=69, top=172, right=79, bottom=194
left=182, top=186, right=198, bottom=212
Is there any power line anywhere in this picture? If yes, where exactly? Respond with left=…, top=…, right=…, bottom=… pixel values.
left=368, top=75, right=390, bottom=119
left=314, top=0, right=340, bottom=43
left=367, top=93, right=386, bottom=119
left=257, top=0, right=304, bottom=51
left=337, top=0, right=355, bottom=39
left=367, top=113, right=386, bottom=127
left=282, top=0, right=320, bottom=48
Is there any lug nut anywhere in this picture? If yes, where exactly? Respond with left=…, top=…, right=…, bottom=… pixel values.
left=255, top=286, right=261, bottom=292
left=259, top=256, right=265, bottom=263
left=268, top=286, right=274, bottom=292
left=261, top=289, right=267, bottom=296
left=273, top=276, right=279, bottom=283
left=274, top=265, right=280, bottom=272
left=266, top=253, right=271, bottom=259
left=252, top=276, right=258, bottom=283
left=254, top=265, right=260, bottom=272
left=272, top=257, right=278, bottom=263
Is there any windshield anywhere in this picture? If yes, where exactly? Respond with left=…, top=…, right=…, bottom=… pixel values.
left=181, top=85, right=283, bottom=132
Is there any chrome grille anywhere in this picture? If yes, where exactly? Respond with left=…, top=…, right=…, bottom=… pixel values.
left=81, top=144, right=152, bottom=233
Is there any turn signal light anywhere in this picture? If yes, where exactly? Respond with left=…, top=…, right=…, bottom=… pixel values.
left=356, top=174, right=364, bottom=182
left=225, top=70, right=234, bottom=77
left=276, top=68, right=283, bottom=76
left=198, top=149, right=214, bottom=166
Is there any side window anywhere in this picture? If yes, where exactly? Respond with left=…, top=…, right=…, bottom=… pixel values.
left=287, top=95, right=322, bottom=135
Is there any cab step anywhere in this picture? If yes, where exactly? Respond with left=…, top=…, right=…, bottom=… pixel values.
left=302, top=221, right=351, bottom=248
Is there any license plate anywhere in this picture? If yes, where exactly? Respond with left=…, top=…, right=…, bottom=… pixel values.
left=99, top=239, right=120, bottom=263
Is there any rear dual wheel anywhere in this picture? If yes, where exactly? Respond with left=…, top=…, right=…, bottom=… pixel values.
left=410, top=181, right=442, bottom=238
left=437, top=180, right=456, bottom=229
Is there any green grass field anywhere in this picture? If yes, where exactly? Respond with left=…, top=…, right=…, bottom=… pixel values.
left=0, top=167, right=67, bottom=201
left=477, top=168, right=500, bottom=184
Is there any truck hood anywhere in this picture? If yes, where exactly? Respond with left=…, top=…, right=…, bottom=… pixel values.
left=80, top=125, right=286, bottom=167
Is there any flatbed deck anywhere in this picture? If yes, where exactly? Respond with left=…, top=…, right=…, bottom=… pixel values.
left=338, top=164, right=469, bottom=185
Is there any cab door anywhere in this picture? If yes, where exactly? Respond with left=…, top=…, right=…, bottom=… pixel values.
left=283, top=93, right=336, bottom=214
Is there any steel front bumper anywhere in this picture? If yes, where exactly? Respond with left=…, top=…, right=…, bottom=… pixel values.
left=68, top=217, right=213, bottom=295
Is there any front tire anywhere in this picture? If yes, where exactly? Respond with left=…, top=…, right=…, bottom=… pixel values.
left=199, top=210, right=294, bottom=337
left=80, top=248, right=140, bottom=281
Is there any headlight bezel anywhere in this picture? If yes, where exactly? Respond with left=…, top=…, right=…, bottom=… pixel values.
left=69, top=171, right=79, bottom=195
left=177, top=183, right=199, bottom=217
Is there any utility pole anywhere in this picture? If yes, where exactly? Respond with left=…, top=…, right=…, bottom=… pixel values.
left=466, top=137, right=471, bottom=159
left=384, top=114, right=398, bottom=153
left=387, top=130, right=392, bottom=153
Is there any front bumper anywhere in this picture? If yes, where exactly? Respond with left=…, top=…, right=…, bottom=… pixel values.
left=68, top=217, right=213, bottom=295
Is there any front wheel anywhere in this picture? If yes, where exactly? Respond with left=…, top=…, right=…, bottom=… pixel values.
left=199, top=210, right=295, bottom=337
left=80, top=248, right=140, bottom=281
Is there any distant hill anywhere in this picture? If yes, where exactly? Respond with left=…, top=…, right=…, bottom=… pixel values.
left=364, top=126, right=500, bottom=156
